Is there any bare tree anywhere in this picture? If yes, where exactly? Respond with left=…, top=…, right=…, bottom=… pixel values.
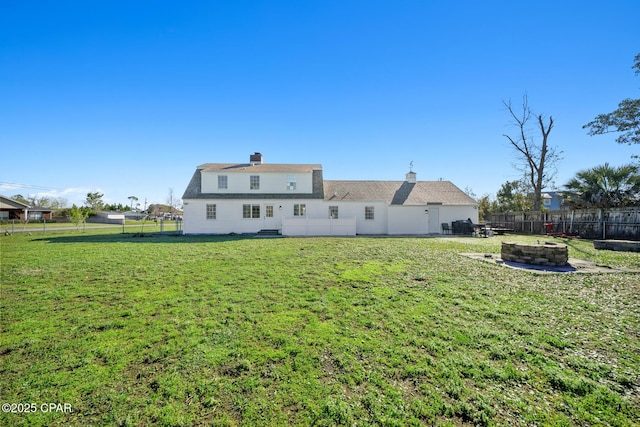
left=503, top=95, right=561, bottom=210
left=167, top=188, right=176, bottom=217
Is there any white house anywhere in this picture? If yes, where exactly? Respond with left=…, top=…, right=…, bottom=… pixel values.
left=182, top=153, right=478, bottom=236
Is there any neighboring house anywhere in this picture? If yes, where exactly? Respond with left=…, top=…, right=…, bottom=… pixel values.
left=541, top=191, right=567, bottom=210
left=182, top=153, right=478, bottom=236
left=87, top=212, right=126, bottom=224
left=123, top=211, right=144, bottom=220
left=0, top=195, right=53, bottom=221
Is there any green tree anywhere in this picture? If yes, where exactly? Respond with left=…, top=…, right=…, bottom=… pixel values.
left=11, top=194, right=29, bottom=204
left=583, top=54, right=640, bottom=154
left=67, top=204, right=89, bottom=230
left=564, top=163, right=640, bottom=208
left=85, top=192, right=104, bottom=212
left=503, top=95, right=561, bottom=210
left=495, top=180, right=533, bottom=212
left=477, top=194, right=496, bottom=221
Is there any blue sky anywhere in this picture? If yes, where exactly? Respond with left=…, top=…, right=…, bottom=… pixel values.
left=1, top=1, right=639, bottom=208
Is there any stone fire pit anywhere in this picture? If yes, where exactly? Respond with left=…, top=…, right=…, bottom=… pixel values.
left=501, top=241, right=568, bottom=267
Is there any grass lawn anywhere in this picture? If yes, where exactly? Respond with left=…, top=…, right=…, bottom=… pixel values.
left=2, top=219, right=180, bottom=231
left=1, top=230, right=639, bottom=426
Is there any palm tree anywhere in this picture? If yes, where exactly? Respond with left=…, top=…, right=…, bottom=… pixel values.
left=564, top=163, right=640, bottom=208
left=128, top=196, right=139, bottom=211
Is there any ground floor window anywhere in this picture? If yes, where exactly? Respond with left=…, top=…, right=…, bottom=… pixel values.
left=294, top=204, right=306, bottom=216
left=365, top=206, right=374, bottom=220
left=243, top=204, right=261, bottom=219
left=206, top=204, right=216, bottom=219
left=266, top=205, right=274, bottom=218
left=329, top=206, right=338, bottom=219
left=28, top=212, right=43, bottom=220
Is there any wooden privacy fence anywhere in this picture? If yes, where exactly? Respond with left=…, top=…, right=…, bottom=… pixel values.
left=488, top=207, right=640, bottom=241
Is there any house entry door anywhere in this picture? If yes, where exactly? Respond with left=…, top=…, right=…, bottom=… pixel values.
left=262, top=204, right=280, bottom=230
left=428, top=207, right=440, bottom=234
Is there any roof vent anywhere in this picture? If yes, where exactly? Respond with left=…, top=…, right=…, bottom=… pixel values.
left=250, top=152, right=264, bottom=165
left=406, top=171, right=417, bottom=184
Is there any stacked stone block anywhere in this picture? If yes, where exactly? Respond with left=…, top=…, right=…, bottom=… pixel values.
left=501, top=241, right=568, bottom=266
left=593, top=240, right=640, bottom=252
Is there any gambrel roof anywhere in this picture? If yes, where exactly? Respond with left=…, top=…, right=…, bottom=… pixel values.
left=182, top=164, right=325, bottom=200
left=323, top=180, right=477, bottom=206
left=198, top=163, right=322, bottom=173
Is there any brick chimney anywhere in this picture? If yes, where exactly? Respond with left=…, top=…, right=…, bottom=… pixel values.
left=250, top=152, right=264, bottom=165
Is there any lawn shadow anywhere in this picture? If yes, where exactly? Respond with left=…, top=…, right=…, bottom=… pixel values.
left=32, top=232, right=252, bottom=244
left=556, top=237, right=596, bottom=257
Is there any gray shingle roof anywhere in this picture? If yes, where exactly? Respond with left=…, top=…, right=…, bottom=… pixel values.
left=198, top=163, right=322, bottom=173
left=0, top=195, right=31, bottom=209
left=323, top=180, right=477, bottom=205
left=182, top=163, right=476, bottom=206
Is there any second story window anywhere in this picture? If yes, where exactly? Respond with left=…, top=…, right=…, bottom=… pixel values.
left=250, top=175, right=260, bottom=190
left=218, top=175, right=228, bottom=189
left=287, top=175, right=296, bottom=190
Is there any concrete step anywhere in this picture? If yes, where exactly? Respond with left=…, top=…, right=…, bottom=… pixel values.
left=255, top=229, right=281, bottom=237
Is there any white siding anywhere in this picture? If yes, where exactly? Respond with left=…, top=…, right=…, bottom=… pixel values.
left=201, top=171, right=314, bottom=194
left=282, top=217, right=356, bottom=236
left=438, top=206, right=478, bottom=229
left=321, top=201, right=388, bottom=234
left=184, top=198, right=478, bottom=236
left=183, top=198, right=324, bottom=234
left=388, top=206, right=429, bottom=234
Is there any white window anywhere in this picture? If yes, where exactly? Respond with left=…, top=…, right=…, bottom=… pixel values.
left=543, top=198, right=551, bottom=206
left=294, top=204, right=306, bottom=216
left=206, top=204, right=216, bottom=219
left=243, top=204, right=260, bottom=219
left=329, top=206, right=338, bottom=219
left=28, top=211, right=43, bottom=220
left=218, top=176, right=228, bottom=189
left=287, top=175, right=296, bottom=190
left=365, top=206, right=374, bottom=220
left=250, top=175, right=260, bottom=190
left=266, top=205, right=274, bottom=218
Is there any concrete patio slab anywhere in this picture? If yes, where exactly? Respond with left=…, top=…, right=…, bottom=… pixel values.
left=460, top=253, right=640, bottom=274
